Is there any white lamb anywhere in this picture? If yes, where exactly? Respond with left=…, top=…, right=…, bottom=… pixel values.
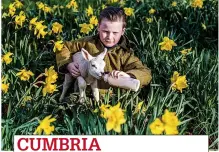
left=59, top=48, right=107, bottom=103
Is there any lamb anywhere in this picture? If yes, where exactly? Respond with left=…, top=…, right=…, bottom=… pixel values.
left=59, top=48, right=107, bottom=103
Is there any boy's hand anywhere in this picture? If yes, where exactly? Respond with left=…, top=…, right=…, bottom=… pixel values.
left=109, top=70, right=130, bottom=79
left=67, top=62, right=80, bottom=78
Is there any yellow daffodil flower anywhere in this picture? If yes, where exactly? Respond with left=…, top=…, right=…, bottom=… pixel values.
left=79, top=23, right=92, bottom=34
left=14, top=0, right=23, bottom=8
left=43, top=6, right=52, bottom=13
left=45, top=66, right=58, bottom=84
left=66, top=0, right=78, bottom=11
left=53, top=41, right=64, bottom=52
left=159, top=37, right=177, bottom=51
left=52, top=22, right=63, bottom=34
left=201, top=23, right=207, bottom=30
left=37, top=2, right=45, bottom=10
left=16, top=69, right=34, bottom=81
left=102, top=4, right=106, bottom=10
left=15, top=11, right=26, bottom=29
left=149, top=8, right=156, bottom=14
left=2, top=52, right=13, bottom=65
left=164, top=125, right=179, bottom=135
left=24, top=96, right=32, bottom=102
left=124, top=7, right=134, bottom=16
left=1, top=83, right=10, bottom=93
left=89, top=16, right=98, bottom=26
left=171, top=71, right=188, bottom=93
left=86, top=5, right=93, bottom=17
left=146, top=17, right=153, bottom=23
left=149, top=118, right=165, bottom=134
left=171, top=1, right=177, bottom=7
left=42, top=83, right=57, bottom=96
left=2, top=12, right=9, bottom=18
left=34, top=115, right=56, bottom=135
left=162, top=109, right=180, bottom=127
left=29, top=17, right=38, bottom=30
left=191, top=0, right=203, bottom=8
left=150, top=109, right=180, bottom=135
left=9, top=3, right=16, bottom=16
left=134, top=101, right=147, bottom=114
left=105, top=102, right=126, bottom=133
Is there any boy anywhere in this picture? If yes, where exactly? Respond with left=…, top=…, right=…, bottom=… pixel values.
left=56, top=6, right=152, bottom=95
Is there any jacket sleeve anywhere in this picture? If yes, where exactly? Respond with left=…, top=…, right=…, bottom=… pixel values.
left=122, top=51, right=152, bottom=88
left=56, top=40, right=85, bottom=74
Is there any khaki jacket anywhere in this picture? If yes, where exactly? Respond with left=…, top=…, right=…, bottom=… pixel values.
left=56, top=34, right=152, bottom=94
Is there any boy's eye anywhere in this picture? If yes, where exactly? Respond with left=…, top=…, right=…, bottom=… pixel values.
left=113, top=32, right=118, bottom=34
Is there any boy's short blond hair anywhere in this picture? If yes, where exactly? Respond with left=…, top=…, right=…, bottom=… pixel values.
left=98, top=6, right=127, bottom=28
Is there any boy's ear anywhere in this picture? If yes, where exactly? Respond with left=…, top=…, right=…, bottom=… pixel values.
left=81, top=48, right=93, bottom=61
left=122, top=28, right=126, bottom=35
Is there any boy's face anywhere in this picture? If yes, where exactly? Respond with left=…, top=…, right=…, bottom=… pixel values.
left=98, top=18, right=125, bottom=47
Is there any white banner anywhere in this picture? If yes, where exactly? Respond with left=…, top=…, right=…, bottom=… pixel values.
left=14, top=135, right=208, bottom=152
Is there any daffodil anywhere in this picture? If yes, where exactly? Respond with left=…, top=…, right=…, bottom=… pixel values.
left=104, top=102, right=126, bottom=133
left=9, top=3, right=16, bottom=16
left=146, top=17, right=153, bottom=23
left=162, top=109, right=180, bottom=127
left=89, top=16, right=98, bottom=26
left=16, top=69, right=34, bottom=81
left=42, top=83, right=57, bottom=96
left=2, top=12, right=9, bottom=18
left=191, top=0, right=203, bottom=8
left=29, top=17, right=38, bottom=30
left=100, top=104, right=111, bottom=118
left=149, top=118, right=165, bottom=135
left=171, top=71, right=188, bottom=93
left=66, top=0, right=78, bottom=11
left=43, top=6, right=52, bottom=13
left=34, top=115, right=56, bottom=135
left=164, top=125, right=179, bottom=135
left=37, top=2, right=45, bottom=10
left=52, top=22, right=63, bottom=34
left=201, top=23, right=206, bottom=30
left=102, top=4, right=106, bottom=10
left=180, top=48, right=192, bottom=55
left=107, top=0, right=119, bottom=3
left=37, top=28, right=48, bottom=39
left=150, top=109, right=180, bottom=135
left=171, top=1, right=177, bottom=7
left=124, top=7, right=134, bottom=16
left=1, top=83, right=10, bottom=93
left=2, top=52, right=13, bottom=65
left=15, top=11, right=26, bottom=29
left=53, top=41, right=64, bottom=52
left=134, top=101, right=147, bottom=114
left=79, top=23, right=92, bottom=34
left=159, top=37, right=177, bottom=51
left=24, top=96, right=32, bottom=102
left=86, top=5, right=93, bottom=16
left=149, top=8, right=156, bottom=14
left=45, top=66, right=58, bottom=84
left=14, top=0, right=23, bottom=8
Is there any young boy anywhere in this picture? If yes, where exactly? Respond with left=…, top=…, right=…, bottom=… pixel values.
left=56, top=6, right=152, bottom=95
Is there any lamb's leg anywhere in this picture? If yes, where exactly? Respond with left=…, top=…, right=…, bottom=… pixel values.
left=90, top=80, right=99, bottom=102
left=59, top=73, right=73, bottom=102
left=77, top=76, right=87, bottom=103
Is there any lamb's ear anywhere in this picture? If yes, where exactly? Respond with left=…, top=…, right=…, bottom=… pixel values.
left=97, top=48, right=107, bottom=60
left=81, top=48, right=93, bottom=61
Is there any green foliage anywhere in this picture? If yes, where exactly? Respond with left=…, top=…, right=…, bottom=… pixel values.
left=1, top=0, right=218, bottom=150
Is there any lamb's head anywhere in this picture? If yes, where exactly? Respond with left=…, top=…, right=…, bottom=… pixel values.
left=81, top=48, right=107, bottom=79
